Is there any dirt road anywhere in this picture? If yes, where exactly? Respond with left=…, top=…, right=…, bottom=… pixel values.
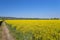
left=1, top=22, right=14, bottom=40
left=0, top=26, right=2, bottom=40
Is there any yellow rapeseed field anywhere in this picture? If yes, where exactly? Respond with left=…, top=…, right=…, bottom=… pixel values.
left=6, top=20, right=60, bottom=40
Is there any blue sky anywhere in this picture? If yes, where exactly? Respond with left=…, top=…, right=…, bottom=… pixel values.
left=0, top=0, right=60, bottom=18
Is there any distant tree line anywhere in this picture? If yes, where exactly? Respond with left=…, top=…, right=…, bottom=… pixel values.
left=0, top=17, right=60, bottom=20
left=50, top=18, right=60, bottom=20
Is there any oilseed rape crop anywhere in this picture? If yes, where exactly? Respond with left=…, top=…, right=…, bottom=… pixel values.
left=6, top=20, right=60, bottom=40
